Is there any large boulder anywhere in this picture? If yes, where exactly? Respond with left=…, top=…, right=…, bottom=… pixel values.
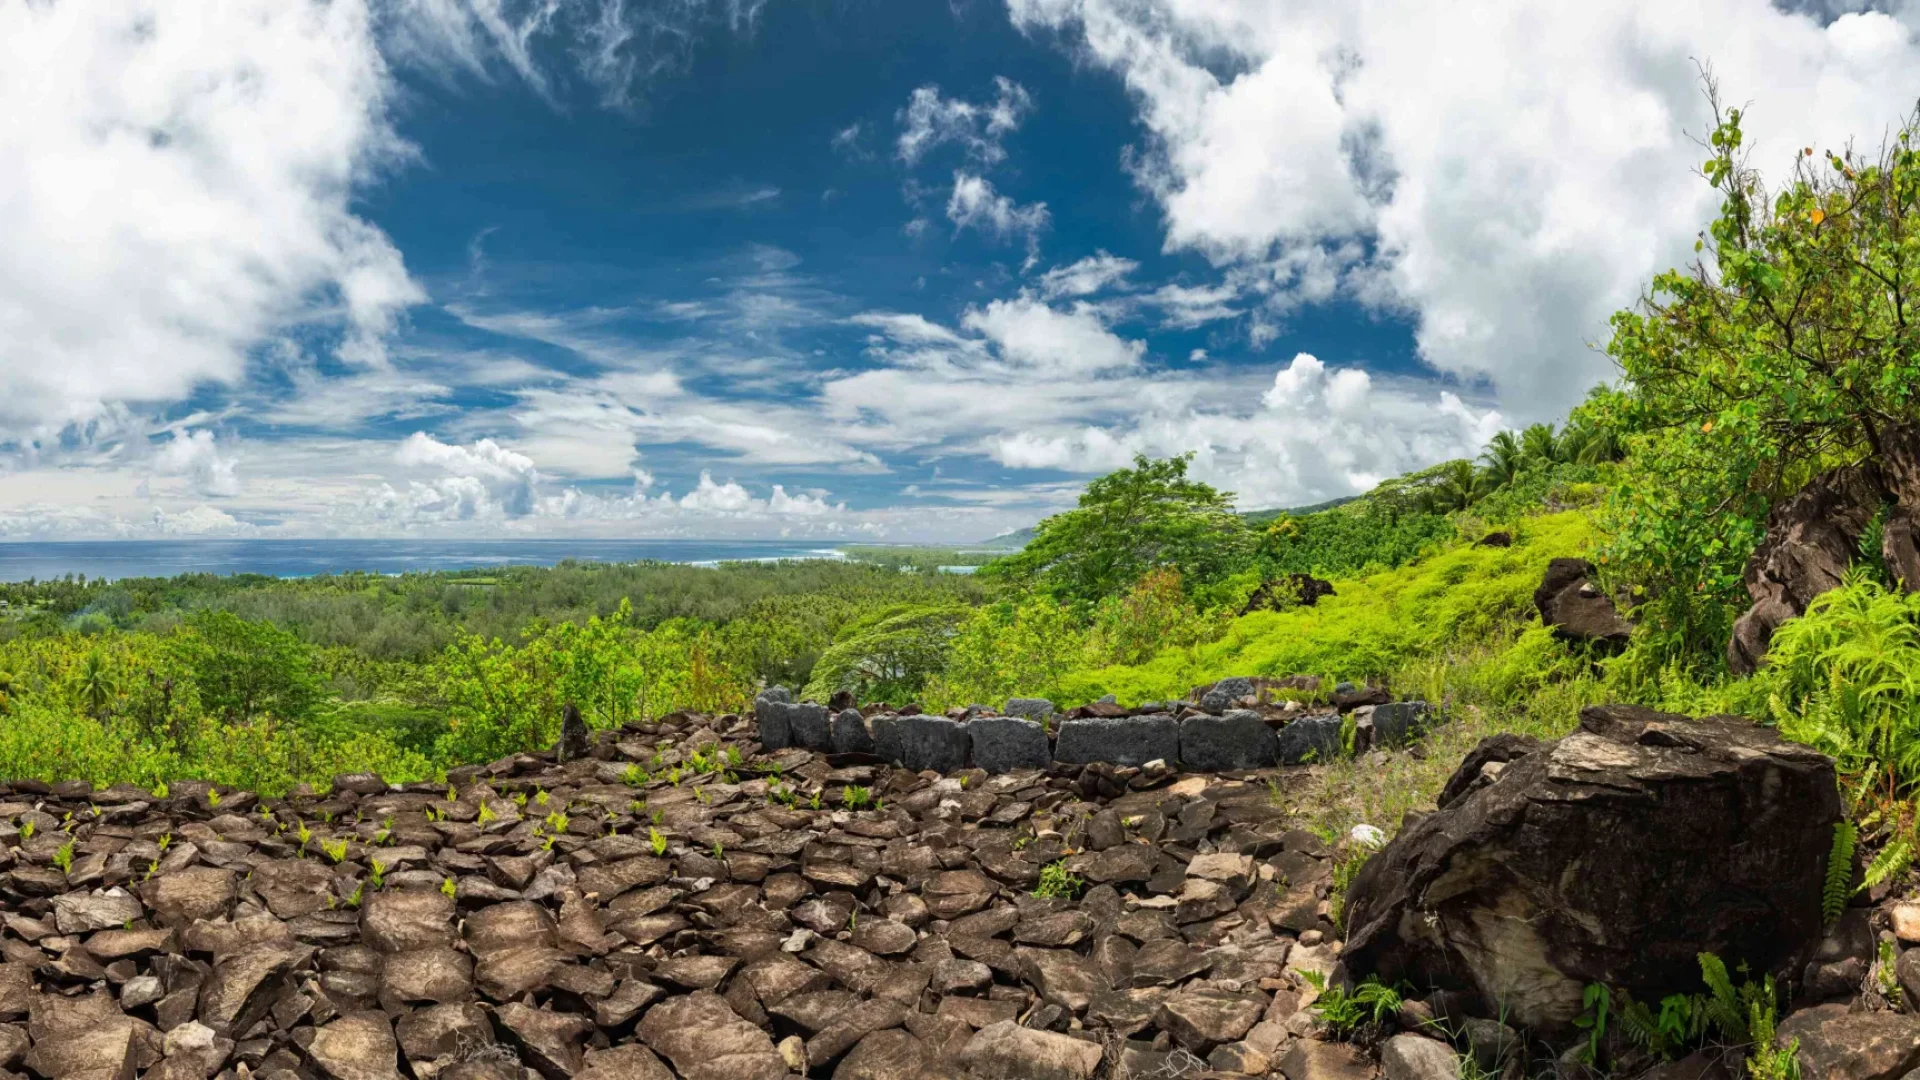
left=1342, top=704, right=1840, bottom=1033
left=1727, top=463, right=1883, bottom=675
left=1242, top=573, right=1335, bottom=614
left=1533, top=558, right=1631, bottom=651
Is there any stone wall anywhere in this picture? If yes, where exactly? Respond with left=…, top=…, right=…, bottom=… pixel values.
left=754, top=679, right=1436, bottom=776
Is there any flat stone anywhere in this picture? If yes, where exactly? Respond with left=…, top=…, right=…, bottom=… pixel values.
left=579, top=1044, right=674, bottom=1080
left=146, top=867, right=236, bottom=926
left=380, top=947, right=472, bottom=1005
left=1180, top=711, right=1277, bottom=771
left=1894, top=904, right=1920, bottom=946
left=198, top=943, right=309, bottom=1037
left=1778, top=1004, right=1920, bottom=1080
left=305, top=1011, right=402, bottom=1080
left=834, top=1029, right=961, bottom=1080
left=1156, top=987, right=1264, bottom=1053
left=636, top=990, right=789, bottom=1080
left=959, top=1021, right=1102, bottom=1080
left=360, top=889, right=455, bottom=953
left=1382, top=1034, right=1460, bottom=1080
left=52, top=888, right=144, bottom=934
left=395, top=1003, right=493, bottom=1062
left=1280, top=1038, right=1377, bottom=1080
left=1054, top=715, right=1179, bottom=767
left=1004, top=698, right=1055, bottom=723
left=496, top=1001, right=593, bottom=1080
left=968, top=717, right=1051, bottom=774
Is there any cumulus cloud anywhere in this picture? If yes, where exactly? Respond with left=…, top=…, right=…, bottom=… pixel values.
left=1007, top=0, right=1920, bottom=416
left=678, top=471, right=757, bottom=512
left=982, top=353, right=1505, bottom=507
left=0, top=0, right=422, bottom=443
left=393, top=432, right=540, bottom=518
left=897, top=77, right=1034, bottom=165
left=153, top=431, right=242, bottom=499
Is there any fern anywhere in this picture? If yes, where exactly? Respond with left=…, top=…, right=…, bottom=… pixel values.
left=1863, top=836, right=1913, bottom=894
left=1698, top=953, right=1750, bottom=1045
left=1825, top=821, right=1857, bottom=926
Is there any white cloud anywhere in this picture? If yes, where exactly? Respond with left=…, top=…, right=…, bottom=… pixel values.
left=679, top=471, right=757, bottom=512
left=946, top=173, right=1051, bottom=253
left=1008, top=0, right=1920, bottom=416
left=153, top=430, right=242, bottom=499
left=1035, top=252, right=1139, bottom=298
left=393, top=432, right=540, bottom=518
left=897, top=77, right=1034, bottom=165
left=769, top=485, right=838, bottom=515
left=0, top=0, right=423, bottom=442
left=960, top=298, right=1145, bottom=376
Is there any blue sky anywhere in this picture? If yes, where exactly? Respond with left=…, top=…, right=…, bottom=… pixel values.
left=3, top=0, right=1918, bottom=541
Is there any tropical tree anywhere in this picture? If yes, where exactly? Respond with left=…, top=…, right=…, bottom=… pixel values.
left=983, top=453, right=1251, bottom=605
left=1602, top=86, right=1920, bottom=627
left=169, top=610, right=321, bottom=725
left=1479, top=431, right=1526, bottom=488
left=1520, top=423, right=1562, bottom=466
left=77, top=652, right=115, bottom=719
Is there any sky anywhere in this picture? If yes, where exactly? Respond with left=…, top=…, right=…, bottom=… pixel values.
left=4, top=0, right=1920, bottom=543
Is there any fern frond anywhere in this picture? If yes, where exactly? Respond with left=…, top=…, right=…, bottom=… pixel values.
left=1825, top=821, right=1857, bottom=926
left=1863, top=837, right=1913, bottom=894
left=1698, top=953, right=1750, bottom=1044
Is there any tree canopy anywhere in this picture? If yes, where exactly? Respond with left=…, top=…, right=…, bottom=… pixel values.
left=982, top=453, right=1251, bottom=605
left=1602, top=89, right=1920, bottom=630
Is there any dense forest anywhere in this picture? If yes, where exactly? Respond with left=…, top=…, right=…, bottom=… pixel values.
left=5, top=96, right=1920, bottom=861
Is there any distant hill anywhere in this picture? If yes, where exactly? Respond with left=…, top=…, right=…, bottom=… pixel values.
left=1240, top=495, right=1362, bottom=526
left=976, top=495, right=1362, bottom=553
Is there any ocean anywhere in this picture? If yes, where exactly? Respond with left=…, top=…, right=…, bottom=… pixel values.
left=0, top=539, right=848, bottom=583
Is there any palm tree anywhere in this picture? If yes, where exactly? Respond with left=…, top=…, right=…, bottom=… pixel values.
left=1426, top=459, right=1487, bottom=513
left=77, top=651, right=115, bottom=719
left=1520, top=422, right=1562, bottom=466
left=1478, top=431, right=1525, bottom=488
left=1560, top=417, right=1624, bottom=465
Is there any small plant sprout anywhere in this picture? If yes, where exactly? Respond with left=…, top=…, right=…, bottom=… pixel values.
left=544, top=811, right=569, bottom=835
left=535, top=789, right=550, bottom=807
left=1032, top=860, right=1085, bottom=900
left=321, top=838, right=349, bottom=864
left=342, top=881, right=364, bottom=909
left=510, top=791, right=528, bottom=807
left=206, top=789, right=221, bottom=808
left=369, top=858, right=387, bottom=890
left=711, top=839, right=725, bottom=860
left=650, top=808, right=664, bottom=826
left=629, top=799, right=647, bottom=816
left=842, top=785, right=872, bottom=810
left=52, top=840, right=73, bottom=875
left=446, top=784, right=458, bottom=802
left=649, top=826, right=668, bottom=856
left=18, top=820, right=34, bottom=841
left=622, top=764, right=649, bottom=787
left=441, top=876, right=458, bottom=899
left=295, top=824, right=310, bottom=854
left=809, top=790, right=822, bottom=811
left=152, top=781, right=169, bottom=799
left=476, top=801, right=497, bottom=826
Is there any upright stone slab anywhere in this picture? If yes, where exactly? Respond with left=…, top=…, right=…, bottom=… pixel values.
left=1369, top=701, right=1435, bottom=748
left=968, top=716, right=1051, bottom=774
left=1276, top=714, right=1344, bottom=765
left=830, top=708, right=875, bottom=755
left=869, top=713, right=904, bottom=765
left=896, top=714, right=969, bottom=772
left=1179, top=711, right=1277, bottom=771
left=1054, top=715, right=1179, bottom=768
left=754, top=688, right=793, bottom=751
left=1004, top=698, right=1056, bottom=725
left=787, top=703, right=831, bottom=751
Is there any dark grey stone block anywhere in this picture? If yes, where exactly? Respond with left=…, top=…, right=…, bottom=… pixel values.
left=1054, top=714, right=1179, bottom=767
left=1277, top=714, right=1345, bottom=765
left=869, top=713, right=904, bottom=763
left=787, top=703, right=831, bottom=750
left=1199, top=676, right=1255, bottom=714
left=1179, top=710, right=1277, bottom=771
left=1004, top=697, right=1056, bottom=724
left=1369, top=701, right=1436, bottom=748
left=754, top=689, right=792, bottom=750
left=830, top=708, right=875, bottom=755
left=968, top=716, right=1051, bottom=773
left=896, top=714, right=968, bottom=772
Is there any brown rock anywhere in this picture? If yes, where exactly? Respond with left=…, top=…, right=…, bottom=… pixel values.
left=1777, top=1004, right=1920, bottom=1080
left=379, top=947, right=472, bottom=1005
left=360, top=889, right=455, bottom=953
left=635, top=990, right=789, bottom=1080
left=304, top=1010, right=402, bottom=1080
left=496, top=1001, right=593, bottom=1080
left=957, top=1021, right=1102, bottom=1080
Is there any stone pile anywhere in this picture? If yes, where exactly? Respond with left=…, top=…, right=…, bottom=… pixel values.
left=0, top=702, right=1381, bottom=1080
left=756, top=679, right=1437, bottom=777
